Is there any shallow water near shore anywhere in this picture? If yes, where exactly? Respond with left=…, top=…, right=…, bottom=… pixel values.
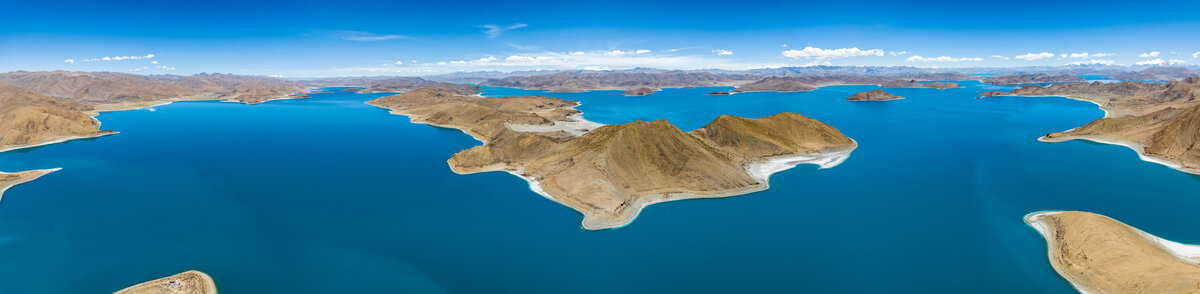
left=2, top=83, right=1200, bottom=293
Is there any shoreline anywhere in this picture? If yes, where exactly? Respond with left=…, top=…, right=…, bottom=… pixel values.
left=498, top=142, right=858, bottom=230
left=0, top=168, right=61, bottom=203
left=1025, top=211, right=1200, bottom=294
left=0, top=133, right=118, bottom=154
left=1037, top=135, right=1198, bottom=175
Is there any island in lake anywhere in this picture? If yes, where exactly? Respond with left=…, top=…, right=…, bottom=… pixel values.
left=114, top=270, right=216, bottom=294
left=980, top=77, right=1200, bottom=174
left=367, top=88, right=857, bottom=229
left=622, top=87, right=655, bottom=96
left=846, top=89, right=904, bottom=101
left=1026, top=211, right=1200, bottom=294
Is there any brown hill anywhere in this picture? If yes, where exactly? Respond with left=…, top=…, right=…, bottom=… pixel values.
left=0, top=71, right=305, bottom=106
left=368, top=88, right=856, bottom=229
left=0, top=82, right=113, bottom=152
left=1026, top=211, right=1200, bottom=294
left=983, top=78, right=1200, bottom=173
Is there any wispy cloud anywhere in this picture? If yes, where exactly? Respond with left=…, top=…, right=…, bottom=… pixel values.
left=1014, top=52, right=1055, bottom=61
left=1060, top=52, right=1114, bottom=59
left=156, top=65, right=176, bottom=70
left=1136, top=58, right=1186, bottom=66
left=712, top=49, right=734, bottom=55
left=906, top=55, right=982, bottom=62
left=1193, top=51, right=1200, bottom=59
left=1066, top=59, right=1116, bottom=66
left=782, top=47, right=884, bottom=60
left=63, top=59, right=75, bottom=64
left=330, top=31, right=408, bottom=41
left=888, top=51, right=909, bottom=56
left=990, top=55, right=1010, bottom=60
left=479, top=23, right=527, bottom=39
left=603, top=49, right=651, bottom=56
left=80, top=54, right=155, bottom=62
left=1138, top=51, right=1161, bottom=58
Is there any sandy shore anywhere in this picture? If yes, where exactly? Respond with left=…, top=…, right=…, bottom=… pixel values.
left=1025, top=211, right=1200, bottom=294
left=114, top=270, right=216, bottom=294
left=506, top=113, right=604, bottom=136
left=0, top=168, right=60, bottom=203
left=1038, top=135, right=1198, bottom=174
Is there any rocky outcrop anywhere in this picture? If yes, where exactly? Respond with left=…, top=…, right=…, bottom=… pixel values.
left=622, top=87, right=655, bottom=96
left=982, top=78, right=1200, bottom=174
left=368, top=88, right=856, bottom=229
left=113, top=270, right=216, bottom=294
left=846, top=89, right=904, bottom=101
left=1026, top=211, right=1200, bottom=294
left=708, top=91, right=731, bottom=95
left=981, top=74, right=1086, bottom=85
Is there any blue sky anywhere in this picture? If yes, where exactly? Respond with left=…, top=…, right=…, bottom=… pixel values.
left=2, top=0, right=1199, bottom=77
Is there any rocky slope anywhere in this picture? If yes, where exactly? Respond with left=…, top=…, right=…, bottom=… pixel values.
left=1026, top=211, right=1200, bottom=294
left=368, top=88, right=856, bottom=229
left=0, top=71, right=306, bottom=106
left=846, top=89, right=904, bottom=101
left=114, top=270, right=216, bottom=294
left=980, top=78, right=1200, bottom=173
left=0, top=82, right=114, bottom=152
left=981, top=73, right=1086, bottom=84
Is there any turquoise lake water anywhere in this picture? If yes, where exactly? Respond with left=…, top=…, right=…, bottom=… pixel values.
left=2, top=82, right=1199, bottom=293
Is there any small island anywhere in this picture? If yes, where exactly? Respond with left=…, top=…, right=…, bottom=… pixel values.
left=846, top=89, right=904, bottom=101
left=708, top=91, right=731, bottom=95
left=1026, top=211, right=1200, bottom=294
left=622, top=87, right=655, bottom=96
left=368, top=88, right=857, bottom=229
left=114, top=270, right=216, bottom=294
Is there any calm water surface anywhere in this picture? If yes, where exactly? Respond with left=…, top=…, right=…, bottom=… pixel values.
left=1, top=83, right=1198, bottom=293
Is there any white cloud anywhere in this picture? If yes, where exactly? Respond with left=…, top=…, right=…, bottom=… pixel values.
left=990, top=55, right=1010, bottom=60
left=156, top=65, right=176, bottom=70
left=1065, top=59, right=1115, bottom=66
left=268, top=74, right=284, bottom=78
left=130, top=66, right=148, bottom=71
left=712, top=49, right=734, bottom=55
left=604, top=49, right=652, bottom=56
left=1059, top=52, right=1114, bottom=59
left=781, top=44, right=788, bottom=47
left=82, top=54, right=155, bottom=62
left=63, top=59, right=74, bottom=64
left=479, top=23, right=527, bottom=39
left=906, top=55, right=983, bottom=62
left=1192, top=51, right=1199, bottom=59
left=1134, top=58, right=1186, bottom=66
left=781, top=47, right=885, bottom=59
left=151, top=61, right=159, bottom=64
left=331, top=31, right=407, bottom=41
left=1138, top=51, right=1161, bottom=58
left=1014, top=52, right=1055, bottom=60
left=888, top=51, right=909, bottom=56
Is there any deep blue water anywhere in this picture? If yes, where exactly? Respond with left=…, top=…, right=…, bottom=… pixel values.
left=2, top=83, right=1199, bottom=293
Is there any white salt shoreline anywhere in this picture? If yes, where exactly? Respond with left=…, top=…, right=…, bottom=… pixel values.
left=1038, top=135, right=1198, bottom=175
left=1025, top=211, right=1200, bottom=294
left=0, top=168, right=61, bottom=203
